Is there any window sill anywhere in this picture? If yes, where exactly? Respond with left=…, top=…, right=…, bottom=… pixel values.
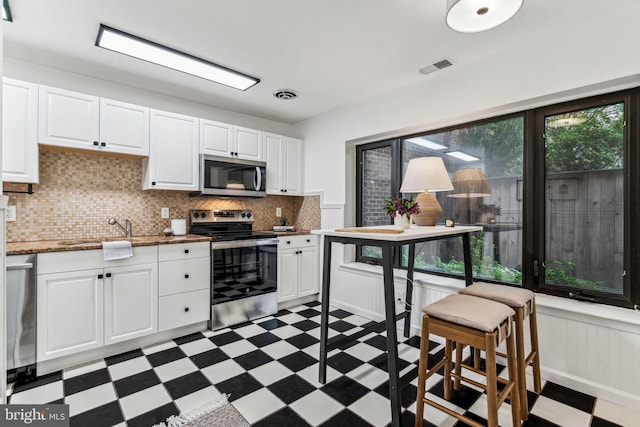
left=338, top=261, right=640, bottom=332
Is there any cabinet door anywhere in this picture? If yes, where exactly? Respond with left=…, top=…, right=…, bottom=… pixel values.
left=283, top=137, right=303, bottom=195
left=264, top=133, right=283, bottom=194
left=298, top=246, right=318, bottom=296
left=104, top=263, right=158, bottom=345
left=200, top=119, right=233, bottom=157
left=38, top=85, right=99, bottom=150
left=234, top=126, right=262, bottom=161
left=37, top=269, right=104, bottom=361
left=277, top=249, right=298, bottom=302
left=100, top=98, right=150, bottom=156
left=145, top=109, right=198, bottom=190
left=2, top=78, right=39, bottom=183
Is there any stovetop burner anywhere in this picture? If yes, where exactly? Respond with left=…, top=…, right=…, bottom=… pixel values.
left=189, top=209, right=277, bottom=242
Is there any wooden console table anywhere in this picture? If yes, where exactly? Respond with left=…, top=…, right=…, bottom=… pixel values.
left=311, top=225, right=482, bottom=427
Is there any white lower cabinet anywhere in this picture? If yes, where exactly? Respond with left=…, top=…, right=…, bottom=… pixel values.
left=37, top=269, right=105, bottom=360
left=104, top=263, right=158, bottom=345
left=158, top=242, right=210, bottom=331
left=37, top=246, right=159, bottom=361
left=277, top=235, right=319, bottom=303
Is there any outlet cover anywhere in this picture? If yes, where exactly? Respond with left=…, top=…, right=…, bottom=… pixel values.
left=6, top=206, right=16, bottom=222
left=161, top=207, right=170, bottom=219
left=276, top=207, right=282, bottom=217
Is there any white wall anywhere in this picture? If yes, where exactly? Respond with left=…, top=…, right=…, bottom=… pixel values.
left=295, top=1, right=640, bottom=410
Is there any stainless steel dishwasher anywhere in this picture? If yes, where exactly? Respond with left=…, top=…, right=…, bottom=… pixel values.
left=6, top=254, right=37, bottom=381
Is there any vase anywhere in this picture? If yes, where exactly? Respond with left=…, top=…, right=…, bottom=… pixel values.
left=394, top=214, right=411, bottom=229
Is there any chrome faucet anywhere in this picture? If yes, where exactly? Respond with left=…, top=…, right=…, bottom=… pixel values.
left=108, top=218, right=133, bottom=238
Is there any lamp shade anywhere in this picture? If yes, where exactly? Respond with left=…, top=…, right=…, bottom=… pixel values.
left=446, top=0, right=523, bottom=33
left=447, top=168, right=491, bottom=198
left=400, top=157, right=453, bottom=226
left=400, top=157, right=454, bottom=193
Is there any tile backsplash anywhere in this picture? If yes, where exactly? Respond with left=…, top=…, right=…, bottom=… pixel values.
left=4, top=149, right=321, bottom=243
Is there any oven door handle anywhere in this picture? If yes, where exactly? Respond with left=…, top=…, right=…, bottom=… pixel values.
left=211, top=238, right=279, bottom=250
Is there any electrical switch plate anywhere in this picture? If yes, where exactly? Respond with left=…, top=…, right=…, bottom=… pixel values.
left=6, top=206, right=16, bottom=222
left=276, top=207, right=282, bottom=217
left=161, top=207, right=170, bottom=219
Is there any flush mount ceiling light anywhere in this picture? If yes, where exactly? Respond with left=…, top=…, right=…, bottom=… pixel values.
left=95, top=24, right=259, bottom=91
left=3, top=0, right=13, bottom=21
left=406, top=136, right=448, bottom=151
left=446, top=0, right=523, bottom=33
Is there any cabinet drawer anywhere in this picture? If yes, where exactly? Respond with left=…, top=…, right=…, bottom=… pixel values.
left=159, top=258, right=210, bottom=296
left=158, top=289, right=209, bottom=331
left=38, top=246, right=157, bottom=275
left=158, top=242, right=210, bottom=261
left=278, top=234, right=319, bottom=250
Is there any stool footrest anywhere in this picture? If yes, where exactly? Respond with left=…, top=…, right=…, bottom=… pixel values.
left=419, top=397, right=486, bottom=427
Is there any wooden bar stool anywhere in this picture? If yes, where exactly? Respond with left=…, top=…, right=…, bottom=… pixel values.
left=415, top=294, right=520, bottom=427
left=459, top=282, right=541, bottom=420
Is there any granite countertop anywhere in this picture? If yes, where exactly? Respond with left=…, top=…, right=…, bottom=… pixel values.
left=270, top=229, right=313, bottom=236
left=6, top=234, right=211, bottom=255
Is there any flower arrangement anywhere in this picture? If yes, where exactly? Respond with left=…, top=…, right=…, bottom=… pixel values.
left=383, top=196, right=420, bottom=222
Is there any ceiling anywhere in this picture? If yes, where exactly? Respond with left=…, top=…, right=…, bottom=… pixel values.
left=4, top=0, right=637, bottom=124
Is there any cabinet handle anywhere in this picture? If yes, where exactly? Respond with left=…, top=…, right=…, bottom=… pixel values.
left=184, top=249, right=189, bottom=254
left=184, top=274, right=190, bottom=279
left=100, top=142, right=106, bottom=147
left=93, top=141, right=99, bottom=146
left=152, top=181, right=156, bottom=186
left=106, top=272, right=112, bottom=278
left=98, top=274, right=104, bottom=279
left=286, top=241, right=291, bottom=244
left=306, top=239, right=310, bottom=243
left=184, top=307, right=190, bottom=312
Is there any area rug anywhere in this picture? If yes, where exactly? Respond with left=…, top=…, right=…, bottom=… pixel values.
left=152, top=394, right=250, bottom=427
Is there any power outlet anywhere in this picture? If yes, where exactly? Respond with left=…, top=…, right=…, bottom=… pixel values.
left=6, top=206, right=16, bottom=222
left=161, top=207, right=170, bottom=219
left=276, top=207, right=282, bottom=217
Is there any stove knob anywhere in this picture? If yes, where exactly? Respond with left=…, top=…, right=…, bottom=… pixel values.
left=241, top=212, right=246, bottom=218
left=201, top=212, right=207, bottom=218
left=247, top=212, right=252, bottom=218
left=193, top=212, right=200, bottom=218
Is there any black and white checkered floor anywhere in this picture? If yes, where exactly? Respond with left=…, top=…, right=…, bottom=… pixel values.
left=8, top=301, right=639, bottom=426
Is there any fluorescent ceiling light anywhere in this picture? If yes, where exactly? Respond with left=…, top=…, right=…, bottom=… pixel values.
left=3, top=0, right=12, bottom=21
left=445, top=151, right=480, bottom=162
left=405, top=136, right=447, bottom=151
left=95, top=24, right=259, bottom=91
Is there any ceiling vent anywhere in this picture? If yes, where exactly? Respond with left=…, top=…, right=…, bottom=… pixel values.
left=273, top=89, right=298, bottom=100
left=419, top=58, right=454, bottom=76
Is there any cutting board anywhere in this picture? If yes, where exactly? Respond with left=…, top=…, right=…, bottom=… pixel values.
left=335, top=228, right=404, bottom=234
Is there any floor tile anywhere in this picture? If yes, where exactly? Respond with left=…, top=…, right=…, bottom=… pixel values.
left=234, top=349, right=275, bottom=370
left=330, top=319, right=357, bottom=332
left=217, top=339, right=258, bottom=358
left=146, top=346, right=187, bottom=367
left=247, top=331, right=281, bottom=347
left=292, top=319, right=321, bottom=331
left=296, top=308, right=322, bottom=318
left=64, top=382, right=117, bottom=417
left=319, top=409, right=375, bottom=427
left=330, top=309, right=353, bottom=319
left=177, top=336, right=217, bottom=356
left=105, top=348, right=145, bottom=365
left=277, top=312, right=308, bottom=325
left=11, top=371, right=63, bottom=395
left=64, top=360, right=107, bottom=379
left=530, top=395, right=592, bottom=427
left=344, top=342, right=383, bottom=362
left=346, top=363, right=389, bottom=389
left=233, top=322, right=270, bottom=338
left=261, top=339, right=300, bottom=359
left=201, top=358, right=246, bottom=384
left=142, top=340, right=177, bottom=355
left=290, top=389, right=344, bottom=426
left=153, top=357, right=198, bottom=382
left=253, top=406, right=313, bottom=427
left=107, top=356, right=152, bottom=381
left=540, top=381, right=596, bottom=414
left=63, top=368, right=111, bottom=396
left=249, top=360, right=294, bottom=386
left=126, top=402, right=177, bottom=427
left=173, top=331, right=205, bottom=345
left=327, top=351, right=366, bottom=374
left=173, top=386, right=221, bottom=413
left=287, top=333, right=319, bottom=349
left=267, top=374, right=317, bottom=404
left=232, top=387, right=286, bottom=424
left=118, top=383, right=172, bottom=420
left=321, top=375, right=371, bottom=406
left=209, top=330, right=244, bottom=346
left=189, top=348, right=230, bottom=368
left=163, top=371, right=212, bottom=400
left=256, top=318, right=287, bottom=330
left=593, top=398, right=640, bottom=426
left=113, top=369, right=161, bottom=398
left=69, top=401, right=124, bottom=427
left=278, top=350, right=318, bottom=372
left=215, top=372, right=263, bottom=401
left=270, top=324, right=305, bottom=339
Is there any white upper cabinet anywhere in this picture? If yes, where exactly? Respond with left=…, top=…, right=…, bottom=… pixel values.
left=99, top=98, right=150, bottom=156
left=264, top=133, right=302, bottom=195
left=200, top=120, right=263, bottom=161
left=2, top=78, right=39, bottom=183
left=38, top=85, right=100, bottom=150
left=143, top=109, right=199, bottom=191
left=38, top=85, right=149, bottom=156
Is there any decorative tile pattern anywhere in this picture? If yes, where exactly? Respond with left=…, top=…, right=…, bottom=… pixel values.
left=5, top=149, right=321, bottom=242
left=8, top=303, right=631, bottom=427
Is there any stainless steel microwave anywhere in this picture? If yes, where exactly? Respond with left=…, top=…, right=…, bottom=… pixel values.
left=193, top=154, right=267, bottom=197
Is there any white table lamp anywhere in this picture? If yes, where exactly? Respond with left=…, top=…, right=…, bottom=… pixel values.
left=400, top=157, right=454, bottom=226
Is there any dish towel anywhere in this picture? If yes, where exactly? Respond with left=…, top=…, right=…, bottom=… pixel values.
left=102, top=240, right=133, bottom=261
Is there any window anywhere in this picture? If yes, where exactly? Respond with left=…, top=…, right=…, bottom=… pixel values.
left=356, top=88, right=640, bottom=308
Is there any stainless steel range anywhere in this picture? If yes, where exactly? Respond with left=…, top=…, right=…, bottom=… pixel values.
left=190, top=209, right=279, bottom=330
